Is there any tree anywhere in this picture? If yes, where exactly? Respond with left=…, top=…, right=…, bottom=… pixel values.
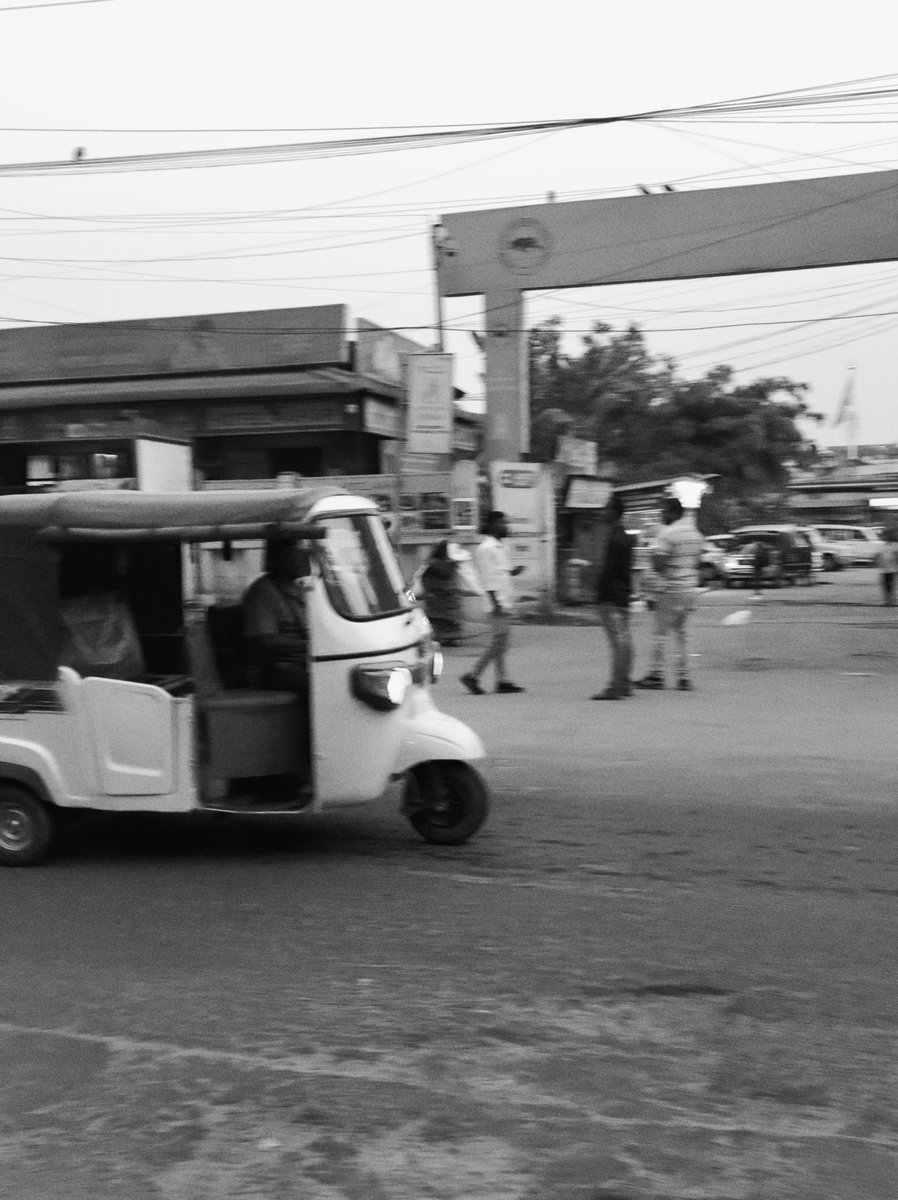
left=528, top=319, right=822, bottom=523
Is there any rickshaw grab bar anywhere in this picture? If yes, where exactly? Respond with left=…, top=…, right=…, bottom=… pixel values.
left=36, top=522, right=328, bottom=543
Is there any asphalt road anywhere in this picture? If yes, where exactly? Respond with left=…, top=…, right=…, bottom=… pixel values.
left=1, top=568, right=896, bottom=1199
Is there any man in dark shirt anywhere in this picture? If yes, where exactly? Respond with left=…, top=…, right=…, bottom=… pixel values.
left=592, top=494, right=634, bottom=700
left=242, top=538, right=309, bottom=693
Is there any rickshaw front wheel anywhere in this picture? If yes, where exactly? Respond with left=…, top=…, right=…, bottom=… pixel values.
left=404, top=761, right=490, bottom=846
left=0, top=785, right=54, bottom=867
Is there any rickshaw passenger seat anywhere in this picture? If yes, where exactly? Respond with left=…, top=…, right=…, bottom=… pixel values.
left=206, top=603, right=247, bottom=687
left=183, top=619, right=301, bottom=779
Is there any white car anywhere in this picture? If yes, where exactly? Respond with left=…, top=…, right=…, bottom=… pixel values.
left=810, top=525, right=884, bottom=566
left=699, top=539, right=727, bottom=584
left=801, top=527, right=848, bottom=573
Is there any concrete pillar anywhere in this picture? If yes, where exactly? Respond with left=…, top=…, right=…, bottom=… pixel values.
left=483, top=289, right=528, bottom=463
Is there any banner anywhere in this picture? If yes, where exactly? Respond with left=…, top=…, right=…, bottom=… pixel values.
left=556, top=435, right=598, bottom=476
left=406, top=353, right=453, bottom=456
left=489, top=462, right=545, bottom=535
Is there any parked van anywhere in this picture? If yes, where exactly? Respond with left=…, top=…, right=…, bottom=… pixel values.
left=725, top=525, right=818, bottom=586
left=810, top=525, right=884, bottom=566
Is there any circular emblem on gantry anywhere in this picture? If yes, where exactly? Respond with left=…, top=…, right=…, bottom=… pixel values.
left=498, top=218, right=552, bottom=276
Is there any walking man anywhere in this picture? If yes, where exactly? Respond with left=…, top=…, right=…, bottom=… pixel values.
left=634, top=496, right=704, bottom=691
left=876, top=527, right=898, bottom=605
left=461, top=511, right=525, bottom=695
left=592, top=494, right=634, bottom=700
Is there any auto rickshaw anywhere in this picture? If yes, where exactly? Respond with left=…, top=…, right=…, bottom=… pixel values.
left=0, top=487, right=489, bottom=865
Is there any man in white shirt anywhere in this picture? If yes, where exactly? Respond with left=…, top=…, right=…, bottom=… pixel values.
left=634, top=497, right=704, bottom=691
left=461, top=511, right=525, bottom=695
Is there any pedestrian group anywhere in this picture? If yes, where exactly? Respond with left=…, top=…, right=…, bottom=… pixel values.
left=452, top=497, right=705, bottom=700
left=448, top=501, right=895, bottom=701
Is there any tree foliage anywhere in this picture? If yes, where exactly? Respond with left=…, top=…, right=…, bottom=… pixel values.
left=529, top=318, right=822, bottom=524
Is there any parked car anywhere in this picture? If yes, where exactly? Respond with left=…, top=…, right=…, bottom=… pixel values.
left=724, top=526, right=817, bottom=587
left=810, top=524, right=885, bottom=566
left=803, top=527, right=849, bottom=571
left=699, top=539, right=727, bottom=584
left=797, top=527, right=832, bottom=574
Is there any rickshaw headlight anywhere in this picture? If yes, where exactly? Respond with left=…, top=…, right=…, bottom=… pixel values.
left=351, top=664, right=413, bottom=711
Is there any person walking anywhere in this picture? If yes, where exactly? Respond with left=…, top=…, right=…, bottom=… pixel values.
left=420, top=540, right=464, bottom=645
left=461, top=510, right=525, bottom=695
left=750, top=538, right=771, bottom=598
left=592, top=494, right=634, bottom=700
left=634, top=496, right=704, bottom=691
left=875, top=528, right=898, bottom=605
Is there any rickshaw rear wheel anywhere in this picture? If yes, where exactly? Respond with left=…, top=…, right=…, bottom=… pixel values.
left=405, top=761, right=489, bottom=846
left=0, top=785, right=54, bottom=867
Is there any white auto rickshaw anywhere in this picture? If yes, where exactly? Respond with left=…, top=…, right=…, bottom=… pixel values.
left=0, top=487, right=488, bottom=866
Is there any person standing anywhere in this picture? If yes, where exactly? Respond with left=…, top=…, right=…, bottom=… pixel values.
left=875, top=528, right=898, bottom=605
left=461, top=511, right=525, bottom=695
left=592, top=494, right=634, bottom=700
left=634, top=496, right=704, bottom=691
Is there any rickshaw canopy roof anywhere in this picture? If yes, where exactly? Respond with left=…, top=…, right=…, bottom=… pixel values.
left=0, top=486, right=360, bottom=681
left=0, top=486, right=350, bottom=541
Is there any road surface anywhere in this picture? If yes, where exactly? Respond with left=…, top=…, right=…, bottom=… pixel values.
left=1, top=569, right=896, bottom=1199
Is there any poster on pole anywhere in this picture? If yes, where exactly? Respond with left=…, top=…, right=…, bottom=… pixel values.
left=406, top=353, right=453, bottom=456
left=489, top=461, right=545, bottom=536
left=489, top=461, right=556, bottom=603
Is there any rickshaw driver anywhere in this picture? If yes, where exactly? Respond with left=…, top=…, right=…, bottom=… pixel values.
left=241, top=537, right=312, bottom=780
left=241, top=538, right=310, bottom=694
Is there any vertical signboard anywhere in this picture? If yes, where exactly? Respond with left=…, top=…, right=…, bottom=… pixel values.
left=489, top=462, right=544, bottom=535
left=489, top=461, right=556, bottom=603
left=406, top=353, right=453, bottom=456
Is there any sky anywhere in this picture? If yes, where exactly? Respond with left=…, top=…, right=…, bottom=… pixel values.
left=2, top=0, right=898, bottom=447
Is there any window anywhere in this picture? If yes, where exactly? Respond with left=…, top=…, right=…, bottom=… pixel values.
left=317, top=513, right=411, bottom=620
left=26, top=450, right=131, bottom=487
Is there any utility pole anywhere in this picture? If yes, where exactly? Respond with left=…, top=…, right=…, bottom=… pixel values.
left=430, top=222, right=447, bottom=352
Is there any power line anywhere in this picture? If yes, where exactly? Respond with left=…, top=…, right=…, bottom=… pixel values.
left=0, top=0, right=111, bottom=10
left=3, top=76, right=898, bottom=177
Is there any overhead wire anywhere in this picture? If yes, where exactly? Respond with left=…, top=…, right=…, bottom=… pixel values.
left=0, top=0, right=110, bottom=10
left=2, top=71, right=898, bottom=392
left=3, top=75, right=898, bottom=177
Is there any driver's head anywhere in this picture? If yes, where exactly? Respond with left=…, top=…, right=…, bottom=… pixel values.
left=265, top=538, right=309, bottom=581
left=662, top=498, right=683, bottom=524
left=484, top=510, right=509, bottom=540
left=605, top=494, right=625, bottom=524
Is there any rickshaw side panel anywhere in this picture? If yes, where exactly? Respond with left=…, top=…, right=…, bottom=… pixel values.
left=80, top=676, right=178, bottom=795
left=0, top=726, right=85, bottom=809
left=0, top=670, right=197, bottom=812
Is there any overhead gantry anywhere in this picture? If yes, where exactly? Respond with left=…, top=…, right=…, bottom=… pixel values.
left=437, top=169, right=898, bottom=461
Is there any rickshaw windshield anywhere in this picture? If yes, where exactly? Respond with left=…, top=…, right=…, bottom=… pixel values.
left=317, top=513, right=411, bottom=619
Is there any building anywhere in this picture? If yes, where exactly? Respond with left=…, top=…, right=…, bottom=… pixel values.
left=787, top=447, right=898, bottom=524
left=0, top=306, right=478, bottom=492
